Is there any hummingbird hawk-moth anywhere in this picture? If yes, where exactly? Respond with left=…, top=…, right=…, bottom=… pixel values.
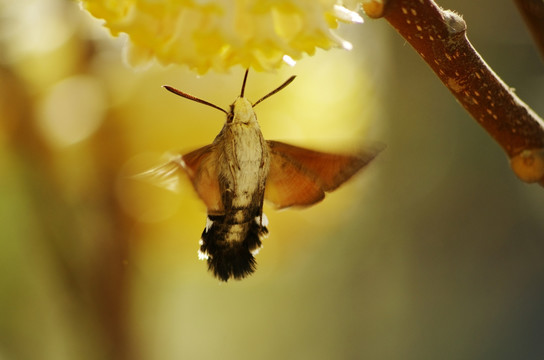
left=142, top=70, right=383, bottom=281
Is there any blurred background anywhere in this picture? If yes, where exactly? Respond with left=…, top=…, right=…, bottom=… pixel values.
left=1, top=0, right=544, bottom=359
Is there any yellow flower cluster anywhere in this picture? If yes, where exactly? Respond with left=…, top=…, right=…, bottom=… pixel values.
left=79, top=0, right=363, bottom=73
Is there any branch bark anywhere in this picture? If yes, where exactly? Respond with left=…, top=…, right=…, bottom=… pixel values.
left=362, top=0, right=544, bottom=186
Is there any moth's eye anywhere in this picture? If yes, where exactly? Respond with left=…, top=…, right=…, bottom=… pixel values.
left=227, top=113, right=234, bottom=123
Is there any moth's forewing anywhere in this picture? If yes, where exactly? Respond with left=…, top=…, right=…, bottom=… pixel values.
left=133, top=158, right=184, bottom=193
left=265, top=141, right=383, bottom=209
left=265, top=149, right=326, bottom=209
left=180, top=145, right=224, bottom=215
left=136, top=145, right=224, bottom=215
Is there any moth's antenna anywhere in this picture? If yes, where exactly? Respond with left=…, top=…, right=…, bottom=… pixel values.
left=163, top=85, right=228, bottom=115
left=240, top=68, right=250, bottom=98
left=253, top=75, right=296, bottom=107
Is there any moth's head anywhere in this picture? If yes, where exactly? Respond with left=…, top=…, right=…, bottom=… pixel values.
left=226, top=69, right=296, bottom=124
left=228, top=97, right=256, bottom=124
left=162, top=69, right=295, bottom=125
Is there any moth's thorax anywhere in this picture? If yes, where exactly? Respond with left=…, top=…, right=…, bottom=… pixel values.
left=211, top=96, right=271, bottom=223
left=219, top=120, right=270, bottom=209
left=230, top=97, right=256, bottom=124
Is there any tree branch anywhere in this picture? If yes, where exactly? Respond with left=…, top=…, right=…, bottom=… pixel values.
left=363, top=0, right=544, bottom=186
left=513, top=0, right=544, bottom=61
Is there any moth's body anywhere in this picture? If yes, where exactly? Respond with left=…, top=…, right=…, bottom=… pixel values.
left=145, top=71, right=383, bottom=281
left=199, top=98, right=271, bottom=279
left=215, top=97, right=270, bottom=216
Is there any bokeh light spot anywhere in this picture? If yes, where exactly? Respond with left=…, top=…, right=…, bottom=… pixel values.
left=37, top=75, right=106, bottom=148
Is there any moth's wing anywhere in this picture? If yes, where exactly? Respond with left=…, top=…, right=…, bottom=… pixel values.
left=265, top=140, right=383, bottom=209
left=180, top=145, right=224, bottom=214
left=265, top=146, right=326, bottom=209
left=136, top=145, right=223, bottom=214
left=134, top=157, right=184, bottom=193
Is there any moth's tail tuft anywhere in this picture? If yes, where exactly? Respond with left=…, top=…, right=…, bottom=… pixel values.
left=200, top=215, right=268, bottom=281
left=206, top=242, right=257, bottom=282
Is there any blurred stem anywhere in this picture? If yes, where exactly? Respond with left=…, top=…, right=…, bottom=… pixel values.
left=2, top=63, right=134, bottom=359
left=362, top=0, right=544, bottom=186
left=513, top=0, right=544, bottom=61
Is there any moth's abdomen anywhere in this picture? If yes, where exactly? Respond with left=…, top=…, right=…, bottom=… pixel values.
left=199, top=212, right=268, bottom=281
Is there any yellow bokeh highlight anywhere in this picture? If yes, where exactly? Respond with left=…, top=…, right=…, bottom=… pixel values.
left=37, top=76, right=106, bottom=148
